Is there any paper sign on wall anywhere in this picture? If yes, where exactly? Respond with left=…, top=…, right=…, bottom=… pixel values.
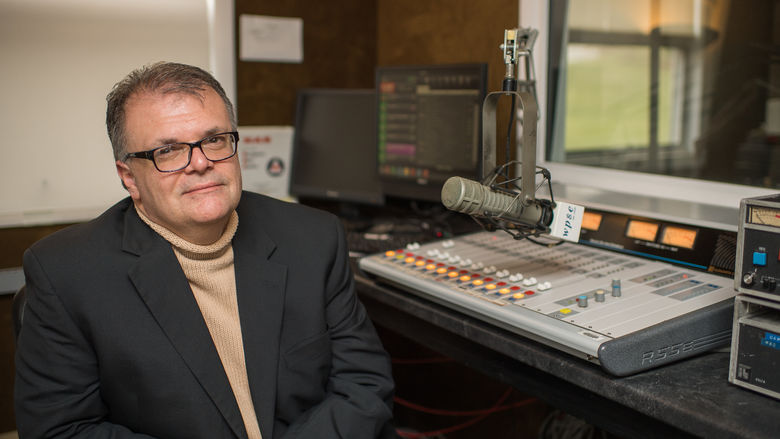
left=239, top=14, right=303, bottom=63
left=239, top=126, right=294, bottom=200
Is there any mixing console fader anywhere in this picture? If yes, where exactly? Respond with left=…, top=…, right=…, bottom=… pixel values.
left=359, top=230, right=736, bottom=376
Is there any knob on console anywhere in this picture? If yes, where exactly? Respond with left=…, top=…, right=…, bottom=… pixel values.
left=743, top=271, right=756, bottom=286
left=611, top=279, right=622, bottom=297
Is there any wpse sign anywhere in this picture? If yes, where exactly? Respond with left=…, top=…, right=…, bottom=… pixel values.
left=550, top=202, right=585, bottom=242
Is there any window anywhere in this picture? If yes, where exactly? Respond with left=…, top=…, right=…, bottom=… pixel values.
left=525, top=0, right=779, bottom=209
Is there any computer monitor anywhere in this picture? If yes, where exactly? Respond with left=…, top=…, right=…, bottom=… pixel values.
left=376, top=63, right=488, bottom=202
left=289, top=88, right=384, bottom=206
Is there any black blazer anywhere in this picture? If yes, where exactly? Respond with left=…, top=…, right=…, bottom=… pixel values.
left=15, top=191, right=395, bottom=438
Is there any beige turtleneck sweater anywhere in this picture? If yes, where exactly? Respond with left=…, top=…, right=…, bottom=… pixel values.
left=136, top=207, right=262, bottom=439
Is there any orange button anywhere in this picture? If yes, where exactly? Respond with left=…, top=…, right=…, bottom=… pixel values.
left=472, top=279, right=484, bottom=286
left=485, top=284, right=497, bottom=290
left=415, top=260, right=425, bottom=267
left=499, top=288, right=511, bottom=295
left=436, top=267, right=448, bottom=274
left=448, top=271, right=459, bottom=278
left=459, top=275, right=471, bottom=282
left=385, top=251, right=396, bottom=257
left=404, top=257, right=415, bottom=264
left=425, top=264, right=436, bottom=270
left=513, top=293, right=525, bottom=299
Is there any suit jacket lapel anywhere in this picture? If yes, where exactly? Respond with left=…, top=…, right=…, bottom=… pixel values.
left=122, top=206, right=248, bottom=439
left=233, top=206, right=287, bottom=439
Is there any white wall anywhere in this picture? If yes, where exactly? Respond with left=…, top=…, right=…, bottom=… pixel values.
left=0, top=0, right=212, bottom=226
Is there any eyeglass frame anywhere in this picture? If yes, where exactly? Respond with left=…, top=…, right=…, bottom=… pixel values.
left=123, top=131, right=239, bottom=173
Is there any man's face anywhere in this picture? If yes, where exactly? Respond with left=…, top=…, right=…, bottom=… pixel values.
left=116, top=88, right=242, bottom=244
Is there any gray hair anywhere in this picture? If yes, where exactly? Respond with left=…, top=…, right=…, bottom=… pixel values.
left=106, top=62, right=237, bottom=160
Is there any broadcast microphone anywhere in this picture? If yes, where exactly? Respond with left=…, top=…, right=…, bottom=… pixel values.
left=441, top=176, right=585, bottom=242
left=441, top=176, right=553, bottom=231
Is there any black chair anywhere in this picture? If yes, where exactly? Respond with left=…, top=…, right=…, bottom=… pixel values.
left=12, top=284, right=26, bottom=342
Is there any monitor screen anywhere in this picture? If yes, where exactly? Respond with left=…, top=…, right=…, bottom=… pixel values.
left=289, top=88, right=384, bottom=206
left=376, top=64, right=487, bottom=202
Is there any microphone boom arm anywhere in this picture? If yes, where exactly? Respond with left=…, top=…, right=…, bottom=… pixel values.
left=483, top=27, right=540, bottom=207
left=482, top=89, right=538, bottom=205
left=443, top=27, right=586, bottom=243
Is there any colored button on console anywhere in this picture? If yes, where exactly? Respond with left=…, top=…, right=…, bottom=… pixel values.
left=753, top=251, right=768, bottom=266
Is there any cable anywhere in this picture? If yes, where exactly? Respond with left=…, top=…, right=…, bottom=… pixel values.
left=477, top=160, right=566, bottom=247
left=394, top=392, right=536, bottom=416
left=395, top=387, right=537, bottom=438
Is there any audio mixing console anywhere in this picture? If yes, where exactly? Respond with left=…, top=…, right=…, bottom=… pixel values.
left=360, top=222, right=738, bottom=376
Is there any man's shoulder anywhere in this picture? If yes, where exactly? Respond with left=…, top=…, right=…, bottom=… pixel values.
left=237, top=191, right=337, bottom=228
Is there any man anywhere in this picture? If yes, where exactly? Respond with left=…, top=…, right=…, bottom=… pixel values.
left=15, top=62, right=396, bottom=438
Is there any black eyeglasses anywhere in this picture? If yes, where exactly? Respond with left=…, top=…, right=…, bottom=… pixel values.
left=124, top=131, right=239, bottom=172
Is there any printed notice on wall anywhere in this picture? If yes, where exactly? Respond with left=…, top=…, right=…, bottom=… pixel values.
left=239, top=15, right=303, bottom=63
left=239, top=126, right=294, bottom=200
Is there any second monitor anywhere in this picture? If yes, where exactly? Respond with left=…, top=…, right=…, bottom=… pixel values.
left=376, top=63, right=488, bottom=202
left=289, top=88, right=383, bottom=206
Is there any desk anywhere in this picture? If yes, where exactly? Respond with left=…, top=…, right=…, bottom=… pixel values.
left=355, top=274, right=780, bottom=439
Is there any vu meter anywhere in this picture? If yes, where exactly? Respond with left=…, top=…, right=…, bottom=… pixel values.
left=660, top=226, right=697, bottom=249
left=749, top=205, right=780, bottom=228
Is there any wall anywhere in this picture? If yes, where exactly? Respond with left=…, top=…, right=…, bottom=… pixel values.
left=376, top=0, right=516, bottom=93
left=0, top=0, right=210, bottom=227
left=235, top=0, right=518, bottom=162
left=235, top=0, right=378, bottom=126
